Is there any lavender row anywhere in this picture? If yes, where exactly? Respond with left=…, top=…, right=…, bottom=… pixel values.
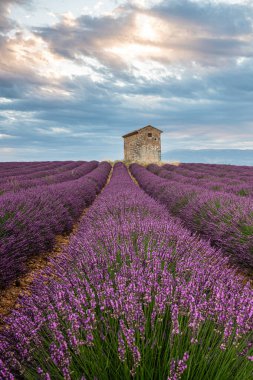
left=0, top=161, right=81, bottom=187
left=0, top=161, right=85, bottom=185
left=0, top=162, right=41, bottom=170
left=162, top=163, right=253, bottom=183
left=0, top=162, right=252, bottom=379
left=0, top=161, right=58, bottom=174
left=180, top=162, right=253, bottom=178
left=0, top=162, right=111, bottom=289
left=163, top=163, right=253, bottom=183
left=151, top=164, right=253, bottom=197
left=0, top=161, right=67, bottom=179
left=0, top=161, right=98, bottom=194
left=158, top=163, right=253, bottom=198
left=131, top=164, right=253, bottom=271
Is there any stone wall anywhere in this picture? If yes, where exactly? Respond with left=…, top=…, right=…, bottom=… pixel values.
left=124, top=126, right=161, bottom=163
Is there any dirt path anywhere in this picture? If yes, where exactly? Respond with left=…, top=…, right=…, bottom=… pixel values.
left=0, top=167, right=113, bottom=324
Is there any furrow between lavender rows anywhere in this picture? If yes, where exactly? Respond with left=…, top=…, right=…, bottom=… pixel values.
left=1, top=162, right=252, bottom=380
left=0, top=162, right=111, bottom=289
left=130, top=163, right=253, bottom=273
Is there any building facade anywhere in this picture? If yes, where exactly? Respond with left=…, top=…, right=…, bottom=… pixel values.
left=123, top=125, right=163, bottom=163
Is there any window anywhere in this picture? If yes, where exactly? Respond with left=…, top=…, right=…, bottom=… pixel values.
left=148, top=133, right=152, bottom=137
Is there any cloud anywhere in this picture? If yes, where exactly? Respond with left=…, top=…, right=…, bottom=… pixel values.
left=151, top=0, right=253, bottom=35
left=0, top=133, right=16, bottom=139
left=33, top=0, right=253, bottom=70
left=0, top=0, right=253, bottom=161
left=36, top=127, right=72, bottom=135
left=0, top=0, right=31, bottom=32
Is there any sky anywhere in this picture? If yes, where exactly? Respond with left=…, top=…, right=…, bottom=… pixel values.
left=0, top=0, right=253, bottom=162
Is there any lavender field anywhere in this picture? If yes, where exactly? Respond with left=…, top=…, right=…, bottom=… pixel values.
left=0, top=161, right=253, bottom=379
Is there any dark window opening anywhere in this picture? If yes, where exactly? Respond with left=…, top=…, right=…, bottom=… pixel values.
left=148, top=133, right=152, bottom=137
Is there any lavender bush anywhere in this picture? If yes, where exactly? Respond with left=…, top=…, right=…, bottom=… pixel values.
left=0, top=163, right=252, bottom=379
left=0, top=162, right=111, bottom=289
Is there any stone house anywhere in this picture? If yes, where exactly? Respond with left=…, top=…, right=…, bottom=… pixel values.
left=122, top=125, right=163, bottom=163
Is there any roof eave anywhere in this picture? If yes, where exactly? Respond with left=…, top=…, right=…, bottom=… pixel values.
left=122, top=131, right=138, bottom=138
